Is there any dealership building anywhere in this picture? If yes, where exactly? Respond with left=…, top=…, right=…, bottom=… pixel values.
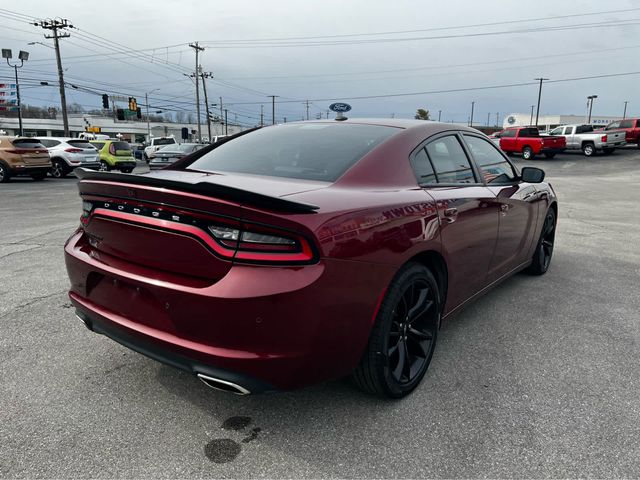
left=0, top=114, right=242, bottom=142
left=502, top=113, right=624, bottom=131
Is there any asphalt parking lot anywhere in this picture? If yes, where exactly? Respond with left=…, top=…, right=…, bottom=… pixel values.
left=1, top=150, right=639, bottom=478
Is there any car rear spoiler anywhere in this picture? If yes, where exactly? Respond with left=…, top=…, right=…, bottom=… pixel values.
left=74, top=168, right=319, bottom=214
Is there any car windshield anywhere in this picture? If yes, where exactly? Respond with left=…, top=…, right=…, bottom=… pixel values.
left=187, top=123, right=398, bottom=182
left=155, top=138, right=176, bottom=146
left=12, top=139, right=45, bottom=148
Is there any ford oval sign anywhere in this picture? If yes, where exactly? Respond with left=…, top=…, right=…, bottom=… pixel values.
left=329, top=103, right=352, bottom=113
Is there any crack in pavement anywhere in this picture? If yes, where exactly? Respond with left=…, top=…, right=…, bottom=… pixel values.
left=0, top=290, right=68, bottom=320
left=0, top=245, right=46, bottom=260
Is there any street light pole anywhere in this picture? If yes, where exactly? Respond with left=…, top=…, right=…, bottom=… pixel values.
left=2, top=49, right=29, bottom=136
left=269, top=95, right=278, bottom=125
left=587, top=95, right=598, bottom=124
left=438, top=110, right=442, bottom=122
left=200, top=71, right=213, bottom=142
left=145, top=88, right=159, bottom=143
left=623, top=101, right=629, bottom=119
left=534, top=77, right=549, bottom=127
left=469, top=101, right=475, bottom=127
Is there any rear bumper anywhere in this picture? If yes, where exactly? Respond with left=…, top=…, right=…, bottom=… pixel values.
left=113, top=161, right=136, bottom=168
left=9, top=164, right=51, bottom=176
left=64, top=229, right=396, bottom=391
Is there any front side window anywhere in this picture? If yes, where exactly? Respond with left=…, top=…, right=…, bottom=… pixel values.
left=501, top=129, right=517, bottom=138
left=606, top=121, right=621, bottom=130
left=564, top=126, right=574, bottom=135
left=463, top=135, right=516, bottom=184
left=92, top=142, right=105, bottom=150
left=424, top=135, right=476, bottom=184
left=550, top=127, right=563, bottom=135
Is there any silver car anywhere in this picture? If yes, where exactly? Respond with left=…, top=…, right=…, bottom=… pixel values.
left=36, top=137, right=100, bottom=178
left=149, top=143, right=207, bottom=170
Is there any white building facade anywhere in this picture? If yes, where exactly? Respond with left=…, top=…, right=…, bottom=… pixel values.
left=502, top=113, right=623, bottom=131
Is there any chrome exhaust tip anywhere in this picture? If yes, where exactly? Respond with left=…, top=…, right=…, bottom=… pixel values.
left=76, top=313, right=92, bottom=330
left=196, top=373, right=251, bottom=395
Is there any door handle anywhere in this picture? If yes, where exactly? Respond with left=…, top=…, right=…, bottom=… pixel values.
left=443, top=207, right=458, bottom=223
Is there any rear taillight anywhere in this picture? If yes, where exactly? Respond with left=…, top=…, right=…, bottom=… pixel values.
left=65, top=148, right=83, bottom=153
left=207, top=223, right=314, bottom=263
left=601, top=135, right=607, bottom=142
left=109, top=144, right=116, bottom=155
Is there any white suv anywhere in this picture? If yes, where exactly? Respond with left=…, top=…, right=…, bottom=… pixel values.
left=143, top=137, right=177, bottom=161
left=36, top=137, right=101, bottom=178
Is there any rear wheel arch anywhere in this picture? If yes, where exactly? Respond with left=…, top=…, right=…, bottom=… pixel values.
left=406, top=250, right=448, bottom=319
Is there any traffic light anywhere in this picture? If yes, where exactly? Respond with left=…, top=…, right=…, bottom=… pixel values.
left=128, top=97, right=137, bottom=111
left=136, top=107, right=142, bottom=119
left=116, top=109, right=125, bottom=120
left=181, top=127, right=189, bottom=140
left=102, top=94, right=109, bottom=109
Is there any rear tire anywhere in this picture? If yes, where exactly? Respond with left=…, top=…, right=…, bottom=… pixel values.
left=99, top=161, right=110, bottom=172
left=0, top=162, right=10, bottom=183
left=527, top=208, right=556, bottom=275
left=522, top=146, right=534, bottom=160
left=582, top=142, right=596, bottom=157
left=50, top=159, right=67, bottom=178
left=353, top=263, right=440, bottom=398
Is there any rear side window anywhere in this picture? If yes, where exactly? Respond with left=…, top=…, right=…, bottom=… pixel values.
left=424, top=135, right=476, bottom=184
left=12, top=139, right=45, bottom=148
left=410, top=147, right=437, bottom=184
left=67, top=140, right=95, bottom=149
left=188, top=123, right=398, bottom=182
left=619, top=120, right=634, bottom=129
left=576, top=125, right=593, bottom=134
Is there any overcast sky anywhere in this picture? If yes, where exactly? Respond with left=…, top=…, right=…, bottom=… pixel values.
left=1, top=0, right=639, bottom=125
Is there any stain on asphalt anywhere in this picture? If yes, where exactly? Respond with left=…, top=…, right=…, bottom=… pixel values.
left=221, top=416, right=252, bottom=431
left=241, top=427, right=261, bottom=443
left=204, top=439, right=242, bottom=464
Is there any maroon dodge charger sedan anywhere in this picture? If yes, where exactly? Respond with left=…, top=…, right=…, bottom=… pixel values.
left=65, top=119, right=557, bottom=398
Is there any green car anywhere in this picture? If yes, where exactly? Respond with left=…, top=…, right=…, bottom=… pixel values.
left=90, top=140, right=137, bottom=173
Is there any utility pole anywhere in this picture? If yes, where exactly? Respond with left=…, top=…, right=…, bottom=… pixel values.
left=587, top=95, right=598, bottom=124
left=268, top=95, right=278, bottom=124
left=188, top=42, right=204, bottom=141
left=200, top=70, right=213, bottom=142
left=144, top=88, right=159, bottom=142
left=623, top=101, right=629, bottom=119
left=529, top=105, right=535, bottom=126
left=469, top=101, right=475, bottom=127
left=326, top=110, right=330, bottom=119
left=36, top=19, right=72, bottom=136
left=486, top=112, right=490, bottom=126
left=496, top=112, right=499, bottom=127
left=224, top=109, right=228, bottom=135
left=438, top=110, right=442, bottom=122
left=304, top=100, right=309, bottom=120
left=534, top=77, right=549, bottom=127
left=260, top=104, right=264, bottom=126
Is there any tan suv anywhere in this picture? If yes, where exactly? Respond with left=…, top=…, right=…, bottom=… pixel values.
left=0, top=136, right=51, bottom=183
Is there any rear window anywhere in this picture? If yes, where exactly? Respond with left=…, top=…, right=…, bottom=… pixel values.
left=519, top=128, right=540, bottom=137
left=112, top=141, right=131, bottom=151
left=187, top=123, right=398, bottom=182
left=12, top=139, right=45, bottom=148
left=155, top=138, right=176, bottom=146
left=67, top=140, right=96, bottom=149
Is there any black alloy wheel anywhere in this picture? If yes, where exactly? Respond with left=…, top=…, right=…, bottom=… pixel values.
left=527, top=208, right=556, bottom=275
left=98, top=161, right=109, bottom=172
left=353, top=263, right=440, bottom=398
left=51, top=159, right=67, bottom=178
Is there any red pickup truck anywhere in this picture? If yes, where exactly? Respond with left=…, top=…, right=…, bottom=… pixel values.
left=499, top=127, right=566, bottom=159
left=603, top=118, right=640, bottom=147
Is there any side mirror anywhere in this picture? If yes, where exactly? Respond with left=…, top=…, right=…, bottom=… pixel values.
left=521, top=166, right=545, bottom=183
